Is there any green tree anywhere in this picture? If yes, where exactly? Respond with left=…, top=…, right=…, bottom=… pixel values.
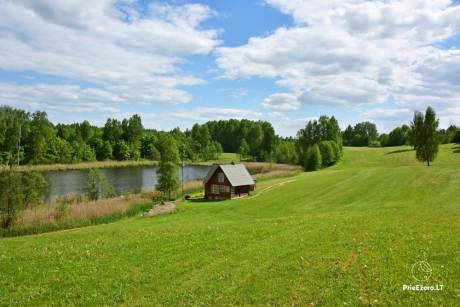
left=141, top=134, right=159, bottom=160
left=319, top=141, right=336, bottom=167
left=304, top=144, right=322, bottom=171
left=411, top=107, right=440, bottom=166
left=0, top=169, right=48, bottom=228
left=113, top=140, right=131, bottom=161
left=0, top=168, right=24, bottom=228
left=274, top=140, right=298, bottom=164
left=156, top=135, right=180, bottom=199
left=124, top=115, right=144, bottom=149
left=238, top=139, right=250, bottom=161
left=25, top=111, right=55, bottom=164
left=85, top=169, right=116, bottom=201
left=103, top=119, right=123, bottom=144
left=247, top=125, right=264, bottom=158
left=22, top=172, right=49, bottom=206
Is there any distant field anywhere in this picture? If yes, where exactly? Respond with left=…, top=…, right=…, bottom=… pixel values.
left=1, top=144, right=459, bottom=305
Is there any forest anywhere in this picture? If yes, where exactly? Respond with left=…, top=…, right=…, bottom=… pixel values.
left=1, top=105, right=459, bottom=169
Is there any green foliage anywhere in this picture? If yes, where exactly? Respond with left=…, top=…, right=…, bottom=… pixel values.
left=113, top=140, right=131, bottom=161
left=342, top=121, right=378, bottom=147
left=2, top=146, right=460, bottom=305
left=141, top=134, right=160, bottom=160
left=0, top=169, right=24, bottom=228
left=0, top=106, right=303, bottom=167
left=304, top=144, right=322, bottom=171
left=411, top=106, right=440, bottom=166
left=22, top=172, right=49, bottom=206
left=438, top=125, right=459, bottom=144
left=274, top=140, right=298, bottom=164
left=297, top=116, right=342, bottom=167
left=318, top=141, right=336, bottom=167
left=85, top=169, right=116, bottom=201
left=453, top=129, right=460, bottom=143
left=238, top=139, right=250, bottom=160
left=380, top=125, right=410, bottom=147
left=0, top=169, right=48, bottom=228
left=156, top=135, right=180, bottom=199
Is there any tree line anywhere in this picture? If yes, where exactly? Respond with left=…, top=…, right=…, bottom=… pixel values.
left=343, top=119, right=459, bottom=147
left=0, top=106, right=294, bottom=166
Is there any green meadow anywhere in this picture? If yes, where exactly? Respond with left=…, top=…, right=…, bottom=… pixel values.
left=1, top=145, right=459, bottom=305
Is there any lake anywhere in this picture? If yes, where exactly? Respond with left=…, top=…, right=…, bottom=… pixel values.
left=43, top=165, right=210, bottom=200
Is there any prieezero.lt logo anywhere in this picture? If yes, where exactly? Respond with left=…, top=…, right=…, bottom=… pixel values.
left=411, top=261, right=432, bottom=282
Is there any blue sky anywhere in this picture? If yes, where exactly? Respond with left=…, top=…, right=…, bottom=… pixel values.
left=1, top=0, right=460, bottom=136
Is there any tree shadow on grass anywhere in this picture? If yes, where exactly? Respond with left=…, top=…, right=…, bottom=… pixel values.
left=453, top=145, right=460, bottom=153
left=385, top=149, right=414, bottom=155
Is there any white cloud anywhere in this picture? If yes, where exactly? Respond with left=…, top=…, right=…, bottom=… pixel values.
left=0, top=83, right=120, bottom=113
left=0, top=0, right=219, bottom=111
left=363, top=108, right=412, bottom=121
left=262, top=93, right=300, bottom=110
left=216, top=0, right=460, bottom=126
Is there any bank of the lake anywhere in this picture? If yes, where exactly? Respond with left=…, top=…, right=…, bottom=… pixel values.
left=2, top=153, right=244, bottom=172
left=2, top=169, right=301, bottom=238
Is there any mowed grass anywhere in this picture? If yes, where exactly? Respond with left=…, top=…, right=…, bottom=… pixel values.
left=1, top=145, right=459, bottom=305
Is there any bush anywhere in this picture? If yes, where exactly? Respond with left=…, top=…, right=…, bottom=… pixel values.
left=368, top=140, right=381, bottom=147
left=85, top=169, right=116, bottom=201
left=453, top=130, right=460, bottom=144
left=304, top=144, right=322, bottom=171
left=319, top=141, right=336, bottom=167
left=0, top=169, right=48, bottom=228
left=330, top=141, right=342, bottom=160
left=22, top=171, right=49, bottom=206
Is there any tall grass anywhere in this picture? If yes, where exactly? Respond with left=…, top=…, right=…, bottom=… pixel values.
left=244, top=162, right=301, bottom=174
left=2, top=160, right=159, bottom=172
left=1, top=164, right=300, bottom=238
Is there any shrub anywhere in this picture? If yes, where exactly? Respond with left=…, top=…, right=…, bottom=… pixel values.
left=368, top=140, right=381, bottom=147
left=85, top=169, right=116, bottom=201
left=319, top=141, right=336, bottom=167
left=22, top=171, right=49, bottom=206
left=453, top=130, right=460, bottom=144
left=0, top=169, right=48, bottom=228
left=304, top=144, right=322, bottom=171
left=330, top=141, right=342, bottom=160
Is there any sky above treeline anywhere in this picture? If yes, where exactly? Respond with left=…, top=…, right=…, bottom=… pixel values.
left=1, top=0, right=460, bottom=136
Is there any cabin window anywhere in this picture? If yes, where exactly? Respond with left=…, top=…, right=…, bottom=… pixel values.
left=218, top=173, right=224, bottom=183
left=220, top=185, right=230, bottom=193
left=211, top=184, right=219, bottom=194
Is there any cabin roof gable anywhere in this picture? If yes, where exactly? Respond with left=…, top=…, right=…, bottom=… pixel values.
left=203, top=164, right=254, bottom=187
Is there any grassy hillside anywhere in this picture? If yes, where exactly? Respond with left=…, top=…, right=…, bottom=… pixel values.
left=1, top=144, right=459, bottom=305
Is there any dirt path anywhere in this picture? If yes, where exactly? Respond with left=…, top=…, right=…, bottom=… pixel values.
left=241, top=179, right=298, bottom=200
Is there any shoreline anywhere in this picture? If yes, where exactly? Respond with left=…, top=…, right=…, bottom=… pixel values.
left=1, top=159, right=301, bottom=173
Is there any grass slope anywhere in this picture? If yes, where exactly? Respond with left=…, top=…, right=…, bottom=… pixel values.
left=1, top=145, right=459, bottom=305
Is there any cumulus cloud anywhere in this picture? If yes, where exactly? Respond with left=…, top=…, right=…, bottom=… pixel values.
left=262, top=93, right=300, bottom=110
left=216, top=0, right=460, bottom=125
left=0, top=0, right=219, bottom=111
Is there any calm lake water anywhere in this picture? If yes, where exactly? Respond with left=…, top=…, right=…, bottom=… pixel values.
left=43, top=165, right=210, bottom=200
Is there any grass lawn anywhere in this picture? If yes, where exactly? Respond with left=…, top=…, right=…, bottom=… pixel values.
left=1, top=145, right=459, bottom=305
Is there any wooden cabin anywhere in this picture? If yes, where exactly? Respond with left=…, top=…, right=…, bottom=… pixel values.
left=203, top=163, right=255, bottom=200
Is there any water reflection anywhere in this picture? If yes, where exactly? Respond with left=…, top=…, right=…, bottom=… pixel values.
left=44, top=165, right=210, bottom=200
